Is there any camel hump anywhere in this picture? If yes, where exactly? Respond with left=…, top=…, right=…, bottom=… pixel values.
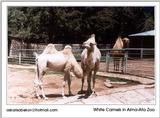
left=64, top=45, right=72, bottom=49
left=43, top=43, right=58, bottom=54
left=63, top=45, right=72, bottom=55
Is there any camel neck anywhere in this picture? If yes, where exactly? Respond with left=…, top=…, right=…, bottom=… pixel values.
left=87, top=47, right=95, bottom=58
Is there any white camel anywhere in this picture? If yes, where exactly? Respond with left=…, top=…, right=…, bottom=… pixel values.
left=78, top=34, right=101, bottom=95
left=34, top=44, right=83, bottom=99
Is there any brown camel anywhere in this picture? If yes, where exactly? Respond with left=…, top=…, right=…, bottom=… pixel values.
left=110, top=36, right=129, bottom=72
left=78, top=34, right=101, bottom=96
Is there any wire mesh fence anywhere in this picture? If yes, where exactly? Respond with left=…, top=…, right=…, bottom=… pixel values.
left=8, top=48, right=154, bottom=78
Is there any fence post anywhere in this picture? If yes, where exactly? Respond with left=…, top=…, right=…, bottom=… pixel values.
left=140, top=48, right=143, bottom=59
left=106, top=51, right=110, bottom=72
left=124, top=52, right=128, bottom=73
left=19, top=52, right=21, bottom=64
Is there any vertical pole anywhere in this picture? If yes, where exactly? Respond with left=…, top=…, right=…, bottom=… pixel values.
left=124, top=52, right=128, bottom=73
left=19, top=52, right=21, bottom=64
left=140, top=48, right=143, bottom=59
left=106, top=51, right=110, bottom=72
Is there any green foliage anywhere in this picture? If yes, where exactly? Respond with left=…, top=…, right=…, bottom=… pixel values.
left=8, top=7, right=154, bottom=44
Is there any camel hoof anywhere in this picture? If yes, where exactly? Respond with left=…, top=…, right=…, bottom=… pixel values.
left=69, top=92, right=73, bottom=96
left=86, top=90, right=92, bottom=96
left=78, top=90, right=85, bottom=94
left=35, top=94, right=41, bottom=99
left=91, top=91, right=97, bottom=96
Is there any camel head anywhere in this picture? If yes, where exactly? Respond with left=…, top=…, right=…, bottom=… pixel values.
left=82, top=34, right=97, bottom=51
left=122, top=38, right=129, bottom=48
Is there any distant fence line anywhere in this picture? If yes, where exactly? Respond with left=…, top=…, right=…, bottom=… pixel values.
left=8, top=48, right=154, bottom=65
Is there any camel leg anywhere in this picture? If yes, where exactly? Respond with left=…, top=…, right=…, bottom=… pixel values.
left=78, top=72, right=86, bottom=94
left=86, top=71, right=92, bottom=95
left=35, top=86, right=40, bottom=99
left=39, top=71, right=48, bottom=100
left=62, top=72, right=70, bottom=98
left=67, top=73, right=73, bottom=96
left=63, top=62, right=73, bottom=98
left=115, top=59, right=120, bottom=71
left=34, top=78, right=48, bottom=100
left=62, top=80, right=66, bottom=98
left=34, top=64, right=41, bottom=99
left=114, top=59, right=116, bottom=71
left=115, top=59, right=117, bottom=71
left=34, top=60, right=48, bottom=100
left=115, top=60, right=117, bottom=71
left=114, top=58, right=118, bottom=71
left=92, top=61, right=99, bottom=95
left=34, top=82, right=41, bottom=99
left=39, top=84, right=48, bottom=100
left=68, top=78, right=72, bottom=96
left=35, top=67, right=47, bottom=100
left=34, top=66, right=47, bottom=99
left=92, top=70, right=97, bottom=95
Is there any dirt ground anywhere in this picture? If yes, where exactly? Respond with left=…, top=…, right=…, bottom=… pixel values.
left=7, top=59, right=154, bottom=104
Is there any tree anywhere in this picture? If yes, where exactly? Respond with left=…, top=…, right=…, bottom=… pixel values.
left=8, top=7, right=154, bottom=44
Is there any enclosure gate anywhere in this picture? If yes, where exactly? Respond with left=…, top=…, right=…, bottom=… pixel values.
left=106, top=52, right=128, bottom=73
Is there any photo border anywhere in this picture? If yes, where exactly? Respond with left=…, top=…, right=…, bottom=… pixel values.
left=2, top=1, right=160, bottom=118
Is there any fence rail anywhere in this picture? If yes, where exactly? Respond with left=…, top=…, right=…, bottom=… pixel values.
left=8, top=48, right=154, bottom=65
left=8, top=48, right=154, bottom=78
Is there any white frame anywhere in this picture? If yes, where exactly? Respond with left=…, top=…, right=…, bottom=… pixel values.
left=2, top=2, right=160, bottom=117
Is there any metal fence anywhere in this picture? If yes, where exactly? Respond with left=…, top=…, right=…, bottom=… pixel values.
left=8, top=48, right=154, bottom=64
left=8, top=48, right=82, bottom=64
left=8, top=48, right=154, bottom=78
